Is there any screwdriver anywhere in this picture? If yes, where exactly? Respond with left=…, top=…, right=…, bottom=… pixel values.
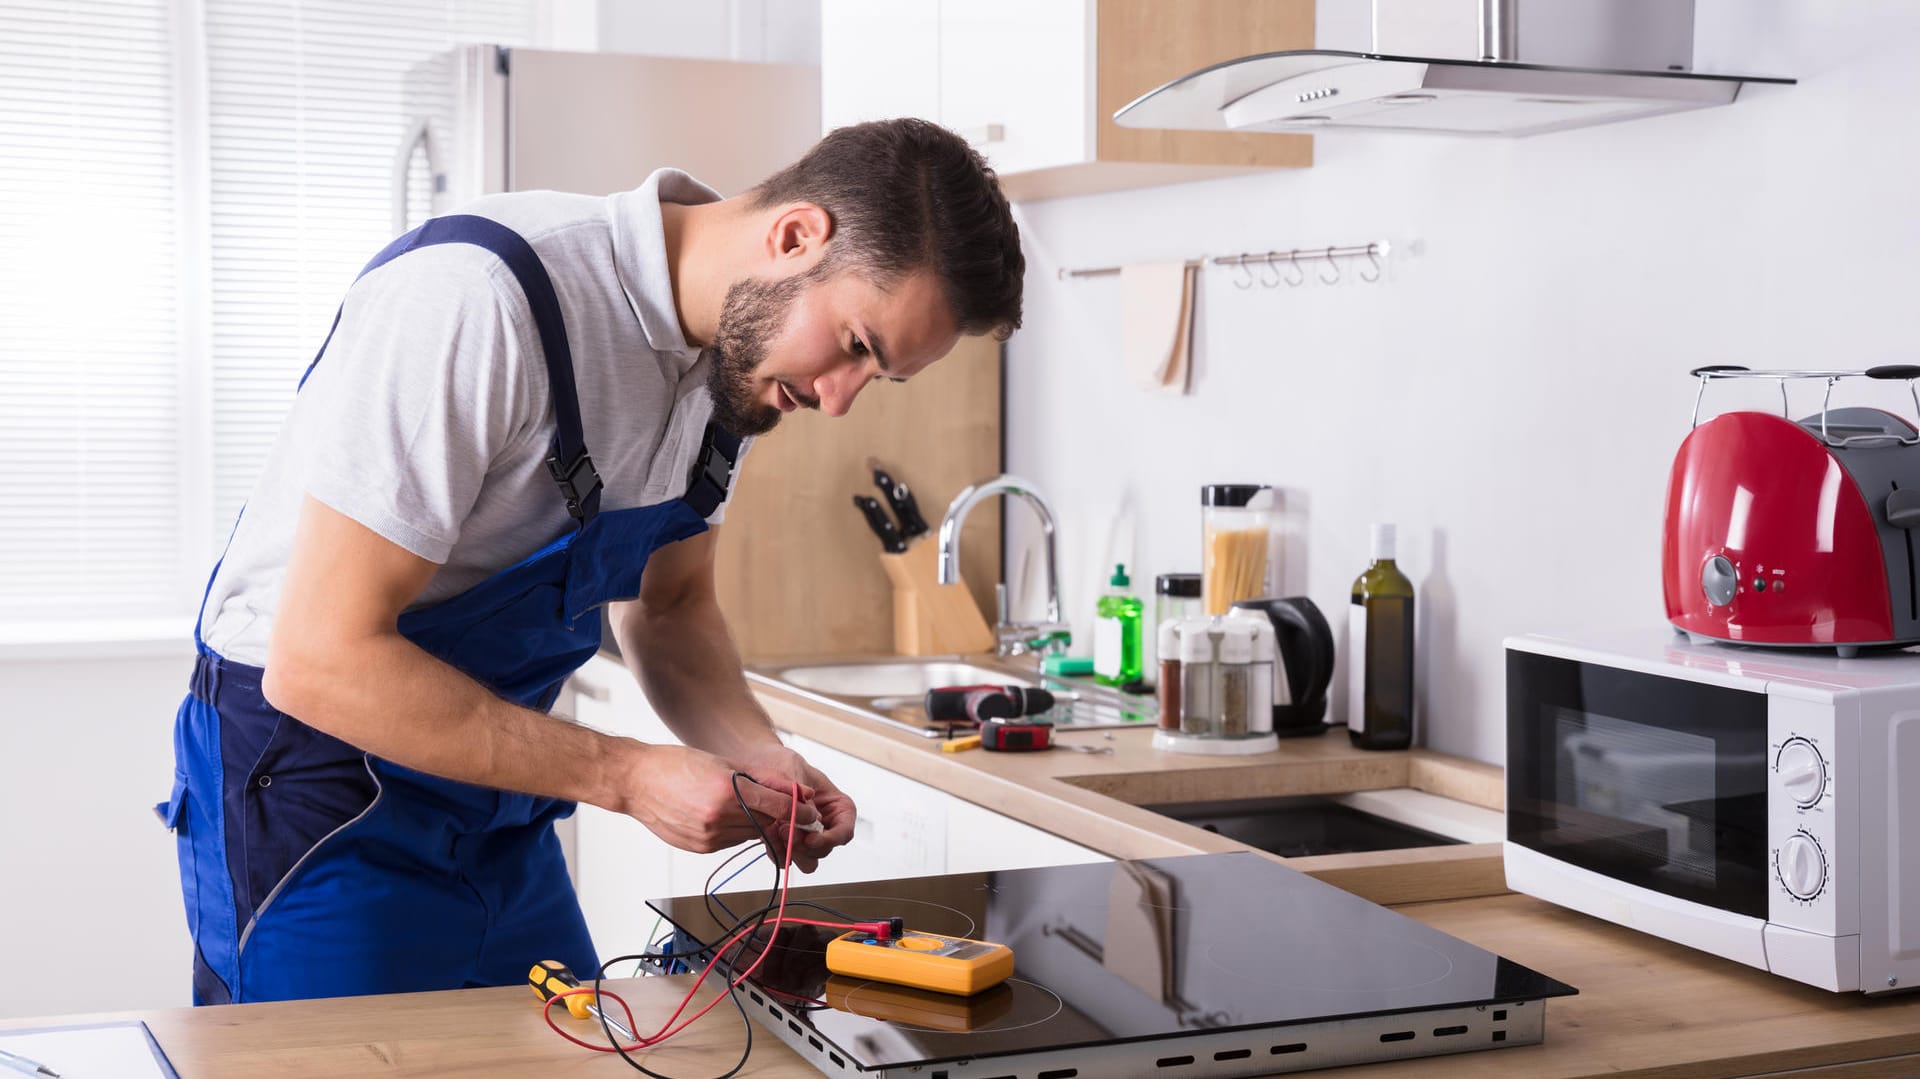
left=529, top=959, right=636, bottom=1041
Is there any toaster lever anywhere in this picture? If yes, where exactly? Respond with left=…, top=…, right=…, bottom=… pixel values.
left=1886, top=489, right=1920, bottom=530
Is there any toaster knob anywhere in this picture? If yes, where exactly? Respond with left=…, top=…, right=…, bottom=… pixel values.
left=1775, top=738, right=1828, bottom=807
left=1777, top=832, right=1827, bottom=901
left=1886, top=488, right=1920, bottom=530
left=1701, top=555, right=1738, bottom=607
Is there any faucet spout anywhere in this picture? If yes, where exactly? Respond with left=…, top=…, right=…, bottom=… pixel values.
left=937, top=474, right=1062, bottom=629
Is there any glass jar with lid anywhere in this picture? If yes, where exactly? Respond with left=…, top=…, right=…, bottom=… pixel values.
left=1201, top=485, right=1277, bottom=615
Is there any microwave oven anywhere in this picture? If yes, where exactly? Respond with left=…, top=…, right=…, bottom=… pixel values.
left=1504, top=632, right=1920, bottom=995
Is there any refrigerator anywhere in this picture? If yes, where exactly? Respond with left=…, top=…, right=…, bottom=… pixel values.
left=396, top=45, right=821, bottom=234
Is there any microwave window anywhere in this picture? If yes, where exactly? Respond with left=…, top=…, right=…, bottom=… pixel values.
left=1553, top=708, right=1721, bottom=889
left=1508, top=651, right=1769, bottom=920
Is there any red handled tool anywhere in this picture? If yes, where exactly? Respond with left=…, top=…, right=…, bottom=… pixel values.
left=980, top=718, right=1053, bottom=751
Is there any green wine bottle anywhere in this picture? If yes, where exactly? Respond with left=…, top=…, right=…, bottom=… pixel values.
left=1347, top=524, right=1415, bottom=750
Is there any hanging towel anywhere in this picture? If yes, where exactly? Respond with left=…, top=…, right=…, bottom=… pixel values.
left=1121, top=260, right=1196, bottom=395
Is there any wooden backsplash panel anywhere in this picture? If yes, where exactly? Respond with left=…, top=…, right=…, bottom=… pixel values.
left=714, top=334, right=1003, bottom=661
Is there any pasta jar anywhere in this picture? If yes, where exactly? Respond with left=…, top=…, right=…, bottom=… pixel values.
left=1201, top=485, right=1277, bottom=616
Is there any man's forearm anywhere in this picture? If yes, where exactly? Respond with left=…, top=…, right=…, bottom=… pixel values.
left=261, top=630, right=647, bottom=815
left=614, top=594, right=780, bottom=760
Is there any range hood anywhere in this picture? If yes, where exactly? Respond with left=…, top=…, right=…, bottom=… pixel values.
left=1114, top=0, right=1793, bottom=138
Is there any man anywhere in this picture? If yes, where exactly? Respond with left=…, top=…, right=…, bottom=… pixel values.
left=158, top=118, right=1025, bottom=1004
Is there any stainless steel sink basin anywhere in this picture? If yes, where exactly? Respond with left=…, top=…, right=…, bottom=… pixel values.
left=748, top=655, right=1157, bottom=738
left=776, top=661, right=1032, bottom=699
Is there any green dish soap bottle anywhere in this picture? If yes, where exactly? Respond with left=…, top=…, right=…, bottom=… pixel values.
left=1094, top=563, right=1143, bottom=687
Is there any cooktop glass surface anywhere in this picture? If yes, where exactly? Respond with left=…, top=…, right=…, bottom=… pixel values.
left=649, top=852, right=1576, bottom=1069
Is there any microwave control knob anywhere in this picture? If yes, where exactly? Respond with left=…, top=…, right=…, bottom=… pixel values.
left=1701, top=555, right=1738, bottom=607
left=1778, top=833, right=1827, bottom=901
left=1775, top=738, right=1828, bottom=807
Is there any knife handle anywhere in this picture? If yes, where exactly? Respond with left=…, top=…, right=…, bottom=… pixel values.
left=890, top=485, right=929, bottom=539
left=872, top=464, right=930, bottom=539
left=852, top=494, right=907, bottom=553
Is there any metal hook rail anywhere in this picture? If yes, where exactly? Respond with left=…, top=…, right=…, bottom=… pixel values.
left=1056, top=241, right=1390, bottom=284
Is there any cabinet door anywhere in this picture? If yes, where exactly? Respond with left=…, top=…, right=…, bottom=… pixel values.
left=783, top=734, right=948, bottom=885
left=946, top=795, right=1107, bottom=874
left=938, top=0, right=1089, bottom=175
left=567, top=659, right=680, bottom=962
left=820, top=0, right=941, bottom=133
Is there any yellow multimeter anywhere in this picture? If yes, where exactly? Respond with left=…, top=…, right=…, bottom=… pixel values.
left=824, top=930, right=1015, bottom=996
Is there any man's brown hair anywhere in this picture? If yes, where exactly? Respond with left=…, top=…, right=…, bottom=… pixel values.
left=749, top=118, right=1024, bottom=341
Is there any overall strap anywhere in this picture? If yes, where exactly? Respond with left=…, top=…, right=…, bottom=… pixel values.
left=683, top=423, right=743, bottom=520
left=298, top=214, right=602, bottom=523
left=197, top=216, right=599, bottom=649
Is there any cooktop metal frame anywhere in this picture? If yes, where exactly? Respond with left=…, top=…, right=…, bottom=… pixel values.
left=724, top=979, right=1546, bottom=1078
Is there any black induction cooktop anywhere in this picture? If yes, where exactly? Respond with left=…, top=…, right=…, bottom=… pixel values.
left=649, top=852, right=1576, bottom=1078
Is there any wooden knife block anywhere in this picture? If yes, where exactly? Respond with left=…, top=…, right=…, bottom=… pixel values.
left=879, top=539, right=995, bottom=656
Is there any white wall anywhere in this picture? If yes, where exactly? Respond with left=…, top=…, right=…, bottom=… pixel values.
left=584, top=0, right=820, bottom=65
left=1004, top=2, right=1920, bottom=764
left=0, top=645, right=195, bottom=1017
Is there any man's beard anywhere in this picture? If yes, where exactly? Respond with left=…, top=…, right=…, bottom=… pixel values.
left=704, top=269, right=818, bottom=438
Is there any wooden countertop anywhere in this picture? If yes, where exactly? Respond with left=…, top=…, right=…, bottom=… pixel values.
left=753, top=675, right=1510, bottom=906
left=13, top=892, right=1917, bottom=1079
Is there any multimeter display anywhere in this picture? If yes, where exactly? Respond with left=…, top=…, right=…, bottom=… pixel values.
left=824, top=930, right=1015, bottom=996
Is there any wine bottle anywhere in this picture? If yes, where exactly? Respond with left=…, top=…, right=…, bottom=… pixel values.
left=1346, top=524, right=1415, bottom=750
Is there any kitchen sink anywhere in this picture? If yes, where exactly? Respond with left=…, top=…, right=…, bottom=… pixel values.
left=1143, top=794, right=1469, bottom=858
left=747, top=655, right=1157, bottom=738
left=775, top=661, right=1033, bottom=699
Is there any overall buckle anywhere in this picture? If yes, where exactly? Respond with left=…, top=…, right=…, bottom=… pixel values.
left=545, top=449, right=602, bottom=521
left=684, top=425, right=739, bottom=517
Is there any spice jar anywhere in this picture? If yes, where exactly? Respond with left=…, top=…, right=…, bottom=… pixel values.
left=1146, top=573, right=1200, bottom=678
left=1178, top=619, right=1221, bottom=735
left=1157, top=619, right=1183, bottom=732
left=1201, top=485, right=1277, bottom=616
left=1218, top=623, right=1253, bottom=737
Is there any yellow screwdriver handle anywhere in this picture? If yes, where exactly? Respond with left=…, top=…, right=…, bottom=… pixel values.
left=528, top=960, right=597, bottom=1021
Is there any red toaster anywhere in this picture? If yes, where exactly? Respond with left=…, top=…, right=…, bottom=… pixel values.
left=1663, top=366, right=1920, bottom=657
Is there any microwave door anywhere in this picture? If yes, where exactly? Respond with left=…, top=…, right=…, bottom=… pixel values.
left=1508, top=651, right=1772, bottom=919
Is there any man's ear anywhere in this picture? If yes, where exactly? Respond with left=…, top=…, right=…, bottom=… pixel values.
left=766, top=202, right=833, bottom=266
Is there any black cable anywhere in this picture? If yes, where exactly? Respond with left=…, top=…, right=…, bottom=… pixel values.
left=587, top=771, right=794, bottom=1079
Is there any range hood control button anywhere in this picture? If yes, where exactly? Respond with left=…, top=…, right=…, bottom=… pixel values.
left=1701, top=555, right=1738, bottom=606
left=1776, top=738, right=1827, bottom=807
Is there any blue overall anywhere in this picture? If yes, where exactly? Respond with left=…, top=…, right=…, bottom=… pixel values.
left=157, top=215, right=741, bottom=1004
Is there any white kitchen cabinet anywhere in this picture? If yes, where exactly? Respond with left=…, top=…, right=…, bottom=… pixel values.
left=934, top=0, right=1090, bottom=177
left=565, top=654, right=681, bottom=961
left=780, top=733, right=949, bottom=885
left=819, top=0, right=1314, bottom=202
left=945, top=794, right=1105, bottom=874
left=819, top=0, right=940, bottom=132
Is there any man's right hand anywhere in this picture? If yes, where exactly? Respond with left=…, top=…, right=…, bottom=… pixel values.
left=622, top=743, right=823, bottom=855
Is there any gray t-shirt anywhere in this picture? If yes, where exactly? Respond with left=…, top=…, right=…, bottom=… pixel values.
left=200, top=169, right=747, bottom=666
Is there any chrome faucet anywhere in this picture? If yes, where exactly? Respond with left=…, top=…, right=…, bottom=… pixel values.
left=937, top=474, right=1072, bottom=658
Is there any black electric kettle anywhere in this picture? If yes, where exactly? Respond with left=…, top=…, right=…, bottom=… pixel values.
left=1231, top=596, right=1336, bottom=736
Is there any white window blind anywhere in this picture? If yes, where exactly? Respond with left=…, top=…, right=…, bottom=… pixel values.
left=0, top=1, right=183, bottom=620
left=202, top=0, right=536, bottom=543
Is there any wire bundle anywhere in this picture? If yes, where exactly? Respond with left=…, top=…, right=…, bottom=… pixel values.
left=543, top=773, right=870, bottom=1078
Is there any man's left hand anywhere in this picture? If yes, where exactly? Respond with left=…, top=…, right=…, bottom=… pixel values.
left=730, top=743, right=857, bottom=873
